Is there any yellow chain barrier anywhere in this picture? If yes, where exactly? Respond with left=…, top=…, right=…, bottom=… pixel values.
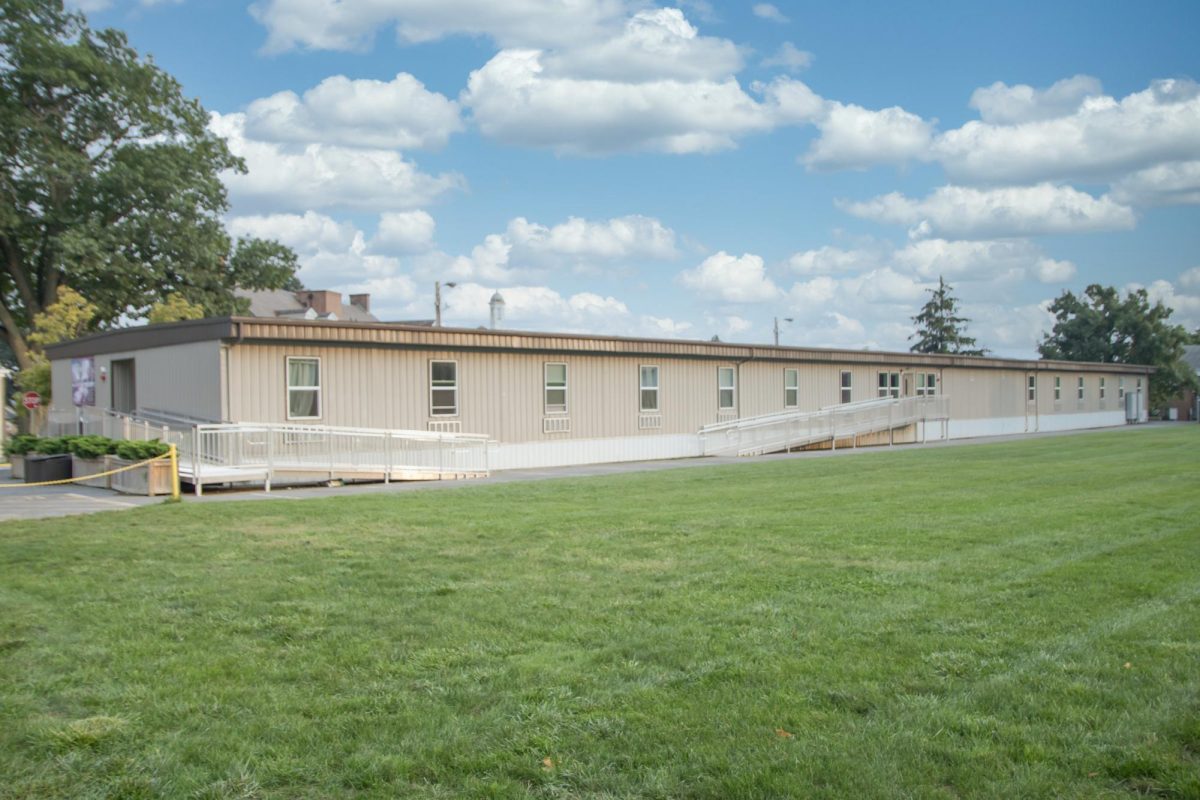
left=0, top=447, right=181, bottom=501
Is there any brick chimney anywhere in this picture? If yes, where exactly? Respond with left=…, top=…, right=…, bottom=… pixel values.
left=349, top=293, right=370, bottom=313
left=299, top=290, right=341, bottom=316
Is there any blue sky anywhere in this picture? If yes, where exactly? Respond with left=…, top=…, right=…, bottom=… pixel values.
left=77, top=0, right=1200, bottom=356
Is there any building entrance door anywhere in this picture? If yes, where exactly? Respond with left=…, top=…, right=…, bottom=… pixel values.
left=111, top=359, right=136, bottom=414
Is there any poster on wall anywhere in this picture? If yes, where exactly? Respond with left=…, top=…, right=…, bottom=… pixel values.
left=71, top=357, right=96, bottom=407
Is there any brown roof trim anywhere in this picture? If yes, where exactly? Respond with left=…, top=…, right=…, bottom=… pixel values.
left=45, top=315, right=1157, bottom=374
left=44, top=318, right=237, bottom=360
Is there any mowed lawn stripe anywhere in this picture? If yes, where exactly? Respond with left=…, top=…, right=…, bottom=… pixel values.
left=0, top=427, right=1197, bottom=799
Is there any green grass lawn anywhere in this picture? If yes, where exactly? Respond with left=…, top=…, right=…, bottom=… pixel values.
left=2, top=427, right=1198, bottom=799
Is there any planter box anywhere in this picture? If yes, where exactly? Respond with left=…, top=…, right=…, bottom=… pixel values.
left=72, top=455, right=113, bottom=489
left=25, top=453, right=72, bottom=484
left=8, top=454, right=24, bottom=480
left=111, top=457, right=174, bottom=497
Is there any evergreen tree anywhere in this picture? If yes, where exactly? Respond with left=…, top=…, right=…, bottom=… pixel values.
left=910, top=276, right=986, bottom=356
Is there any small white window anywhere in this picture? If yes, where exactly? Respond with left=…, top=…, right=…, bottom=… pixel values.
left=1099, top=377, right=1106, bottom=399
left=286, top=357, right=321, bottom=419
left=784, top=368, right=799, bottom=408
left=1027, top=375, right=1036, bottom=402
left=1077, top=376, right=1085, bottom=400
left=878, top=371, right=900, bottom=399
left=430, top=360, right=458, bottom=416
left=718, top=367, right=736, bottom=410
left=840, top=371, right=852, bottom=404
left=1119, top=377, right=1125, bottom=400
left=1054, top=376, right=1062, bottom=401
left=916, top=373, right=937, bottom=396
left=545, top=363, right=567, bottom=414
left=640, top=365, right=660, bottom=412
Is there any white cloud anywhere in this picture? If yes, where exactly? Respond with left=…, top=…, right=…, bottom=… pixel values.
left=752, top=3, right=789, bottom=23
left=209, top=112, right=464, bottom=212
left=893, top=238, right=1042, bottom=282
left=968, top=75, right=1103, bottom=124
left=840, top=183, right=1136, bottom=239
left=678, top=252, right=779, bottom=303
left=935, top=78, right=1200, bottom=184
left=762, top=42, right=812, bottom=71
left=1035, top=258, right=1077, bottom=284
left=462, top=48, right=777, bottom=155
left=374, top=211, right=437, bottom=253
left=250, top=0, right=629, bottom=53
left=506, top=215, right=677, bottom=263
left=542, top=8, right=742, bottom=82
left=803, top=102, right=935, bottom=170
left=1178, top=266, right=1200, bottom=290
left=1126, top=279, right=1200, bottom=331
left=227, top=211, right=360, bottom=254
left=243, top=73, right=463, bottom=150
left=1111, top=160, right=1200, bottom=206
left=788, top=244, right=883, bottom=276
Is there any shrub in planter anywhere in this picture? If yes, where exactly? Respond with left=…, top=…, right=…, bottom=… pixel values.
left=33, top=436, right=77, bottom=455
left=68, top=436, right=118, bottom=489
left=111, top=439, right=174, bottom=496
left=4, top=434, right=39, bottom=480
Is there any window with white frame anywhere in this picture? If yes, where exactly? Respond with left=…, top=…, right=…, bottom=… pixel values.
left=1099, top=377, right=1106, bottom=399
left=544, top=362, right=567, bottom=414
left=1119, top=377, right=1125, bottom=400
left=840, top=371, right=852, bottom=404
left=916, top=372, right=937, bottom=396
left=718, top=367, right=736, bottom=410
left=784, top=368, right=799, bottom=408
left=878, top=371, right=900, bottom=398
left=286, top=357, right=321, bottom=419
left=1077, top=376, right=1085, bottom=400
left=430, top=360, right=458, bottom=416
left=1054, top=376, right=1062, bottom=401
left=640, top=365, right=660, bottom=412
left=1027, top=375, right=1036, bottom=402
left=1137, top=378, right=1143, bottom=394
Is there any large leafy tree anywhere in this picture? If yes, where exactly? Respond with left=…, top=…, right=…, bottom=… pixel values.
left=910, top=276, right=987, bottom=356
left=0, top=0, right=297, bottom=371
left=1038, top=284, right=1197, bottom=408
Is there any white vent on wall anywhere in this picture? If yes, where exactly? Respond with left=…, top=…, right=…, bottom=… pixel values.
left=638, top=414, right=663, bottom=430
left=717, top=411, right=738, bottom=424
left=543, top=417, right=571, bottom=434
left=428, top=420, right=462, bottom=433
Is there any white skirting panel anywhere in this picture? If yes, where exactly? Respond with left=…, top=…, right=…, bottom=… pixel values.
left=945, top=410, right=1128, bottom=440
left=489, top=434, right=704, bottom=471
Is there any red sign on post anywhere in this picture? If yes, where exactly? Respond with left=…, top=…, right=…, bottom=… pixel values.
left=22, top=391, right=40, bottom=410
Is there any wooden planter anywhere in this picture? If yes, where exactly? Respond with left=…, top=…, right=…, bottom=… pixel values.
left=111, top=457, right=174, bottom=496
left=72, top=455, right=113, bottom=489
left=8, top=455, right=24, bottom=480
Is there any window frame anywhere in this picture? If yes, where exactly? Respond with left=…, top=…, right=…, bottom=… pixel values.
left=784, top=368, right=799, bottom=408
left=639, top=364, right=660, bottom=412
left=718, top=367, right=736, bottom=411
left=1027, top=374, right=1037, bottom=402
left=916, top=372, right=937, bottom=396
left=1054, top=376, right=1062, bottom=401
left=1077, top=376, right=1085, bottom=401
left=544, top=362, right=568, bottom=415
left=840, top=370, right=852, bottom=404
left=1099, top=377, right=1106, bottom=400
left=878, top=371, right=900, bottom=399
left=1119, top=377, right=1125, bottom=400
left=285, top=356, right=322, bottom=421
left=429, top=359, right=459, bottom=417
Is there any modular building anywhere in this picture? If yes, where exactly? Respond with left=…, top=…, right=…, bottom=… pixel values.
left=46, top=317, right=1153, bottom=472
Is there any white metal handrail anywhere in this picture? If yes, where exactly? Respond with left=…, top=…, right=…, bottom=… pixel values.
left=700, top=395, right=950, bottom=457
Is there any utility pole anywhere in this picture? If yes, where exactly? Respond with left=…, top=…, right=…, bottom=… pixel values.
left=434, top=281, right=457, bottom=327
left=773, top=317, right=794, bottom=346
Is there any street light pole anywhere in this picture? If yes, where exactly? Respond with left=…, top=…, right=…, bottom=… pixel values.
left=773, top=316, right=794, bottom=346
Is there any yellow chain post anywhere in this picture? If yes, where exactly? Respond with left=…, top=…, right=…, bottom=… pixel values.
left=169, top=443, right=181, bottom=502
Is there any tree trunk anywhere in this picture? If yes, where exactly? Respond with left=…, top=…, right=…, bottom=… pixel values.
left=0, top=302, right=33, bottom=370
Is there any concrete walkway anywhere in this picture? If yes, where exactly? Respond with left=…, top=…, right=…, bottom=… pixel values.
left=0, top=423, right=1176, bottom=520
